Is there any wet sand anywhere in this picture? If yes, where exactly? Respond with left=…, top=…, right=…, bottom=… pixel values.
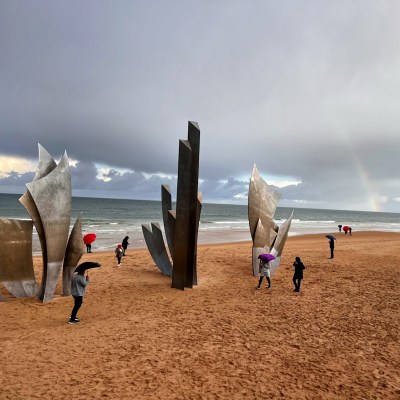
left=1, top=231, right=400, bottom=399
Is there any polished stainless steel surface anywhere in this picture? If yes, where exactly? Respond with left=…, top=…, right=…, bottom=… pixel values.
left=26, top=152, right=71, bottom=302
left=161, top=184, right=174, bottom=258
left=141, top=223, right=173, bottom=276
left=19, top=144, right=58, bottom=291
left=172, top=139, right=193, bottom=289
left=271, top=211, right=294, bottom=257
left=248, top=165, right=293, bottom=276
left=0, top=218, right=37, bottom=298
left=62, top=214, right=85, bottom=295
left=248, top=164, right=280, bottom=243
left=172, top=122, right=201, bottom=289
left=143, top=121, right=201, bottom=290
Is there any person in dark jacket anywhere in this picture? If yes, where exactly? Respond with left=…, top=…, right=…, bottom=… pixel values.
left=69, top=271, right=89, bottom=324
left=329, top=238, right=335, bottom=259
left=292, top=257, right=305, bottom=292
left=121, top=236, right=129, bottom=256
left=338, top=224, right=342, bottom=232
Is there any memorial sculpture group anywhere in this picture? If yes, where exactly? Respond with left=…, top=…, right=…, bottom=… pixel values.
left=142, top=123, right=292, bottom=286
left=0, top=145, right=85, bottom=302
left=0, top=123, right=292, bottom=301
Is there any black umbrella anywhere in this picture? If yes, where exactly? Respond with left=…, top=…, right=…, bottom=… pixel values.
left=325, top=235, right=336, bottom=240
left=74, top=262, right=101, bottom=274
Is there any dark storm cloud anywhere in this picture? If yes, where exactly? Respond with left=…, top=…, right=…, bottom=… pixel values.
left=1, top=1, right=400, bottom=211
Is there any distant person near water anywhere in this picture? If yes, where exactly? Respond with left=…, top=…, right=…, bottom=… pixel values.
left=338, top=224, right=342, bottom=232
left=292, top=256, right=305, bottom=292
left=349, top=227, right=352, bottom=236
left=122, top=236, right=129, bottom=256
left=86, top=243, right=92, bottom=253
left=115, top=244, right=123, bottom=266
left=257, top=259, right=271, bottom=289
left=69, top=271, right=89, bottom=324
left=329, top=238, right=335, bottom=258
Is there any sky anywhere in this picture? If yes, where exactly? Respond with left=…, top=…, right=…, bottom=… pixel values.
left=1, top=0, right=400, bottom=212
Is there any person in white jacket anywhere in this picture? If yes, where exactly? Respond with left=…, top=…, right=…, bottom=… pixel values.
left=69, top=271, right=89, bottom=324
left=256, top=259, right=271, bottom=289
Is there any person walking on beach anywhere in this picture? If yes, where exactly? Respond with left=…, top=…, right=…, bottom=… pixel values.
left=257, top=259, right=271, bottom=289
left=69, top=271, right=89, bottom=324
left=338, top=224, right=342, bottom=232
left=349, top=227, right=352, bottom=236
left=329, top=238, right=335, bottom=259
left=86, top=243, right=92, bottom=253
left=122, top=236, right=129, bottom=256
left=292, top=256, right=305, bottom=292
left=115, top=243, right=123, bottom=267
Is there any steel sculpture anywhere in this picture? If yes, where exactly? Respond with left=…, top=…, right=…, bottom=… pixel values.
left=19, top=144, right=57, bottom=288
left=0, top=219, right=37, bottom=297
left=62, top=214, right=85, bottom=295
left=142, top=223, right=173, bottom=276
left=19, top=145, right=72, bottom=302
left=0, top=144, right=83, bottom=302
left=248, top=164, right=293, bottom=276
left=142, top=121, right=202, bottom=290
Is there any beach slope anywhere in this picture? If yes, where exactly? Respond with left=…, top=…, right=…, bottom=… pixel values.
left=1, top=231, right=399, bottom=399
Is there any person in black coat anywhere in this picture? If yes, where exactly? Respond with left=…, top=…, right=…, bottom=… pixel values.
left=329, top=238, right=335, bottom=259
left=121, top=236, right=129, bottom=256
left=292, top=256, right=305, bottom=292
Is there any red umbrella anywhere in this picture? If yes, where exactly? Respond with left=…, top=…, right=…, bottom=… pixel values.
left=83, top=233, right=97, bottom=245
left=343, top=226, right=350, bottom=232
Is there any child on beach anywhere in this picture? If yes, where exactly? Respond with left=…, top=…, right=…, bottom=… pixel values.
left=115, top=244, right=123, bottom=267
left=257, top=259, right=271, bottom=289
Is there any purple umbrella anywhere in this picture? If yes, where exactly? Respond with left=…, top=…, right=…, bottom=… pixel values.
left=258, top=253, right=276, bottom=263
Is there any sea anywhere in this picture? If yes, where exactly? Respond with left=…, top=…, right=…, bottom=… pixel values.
left=1, top=193, right=400, bottom=254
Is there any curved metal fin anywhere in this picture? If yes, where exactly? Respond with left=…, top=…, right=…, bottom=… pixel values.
left=161, top=184, right=174, bottom=258
left=26, top=152, right=71, bottom=302
left=63, top=213, right=85, bottom=295
left=0, top=219, right=37, bottom=297
left=33, top=143, right=57, bottom=181
left=142, top=223, right=172, bottom=276
left=271, top=211, right=294, bottom=258
left=248, top=164, right=281, bottom=240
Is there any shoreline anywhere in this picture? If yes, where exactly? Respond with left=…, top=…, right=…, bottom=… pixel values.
left=30, top=229, right=400, bottom=256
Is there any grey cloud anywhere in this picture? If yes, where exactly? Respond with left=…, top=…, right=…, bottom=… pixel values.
left=1, top=1, right=400, bottom=211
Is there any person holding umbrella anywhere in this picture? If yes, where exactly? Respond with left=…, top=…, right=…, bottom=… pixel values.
left=325, top=235, right=336, bottom=259
left=83, top=233, right=96, bottom=253
left=256, top=253, right=275, bottom=289
left=69, top=262, right=100, bottom=324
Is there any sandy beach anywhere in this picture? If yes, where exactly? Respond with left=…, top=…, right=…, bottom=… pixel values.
left=1, top=231, right=399, bottom=399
